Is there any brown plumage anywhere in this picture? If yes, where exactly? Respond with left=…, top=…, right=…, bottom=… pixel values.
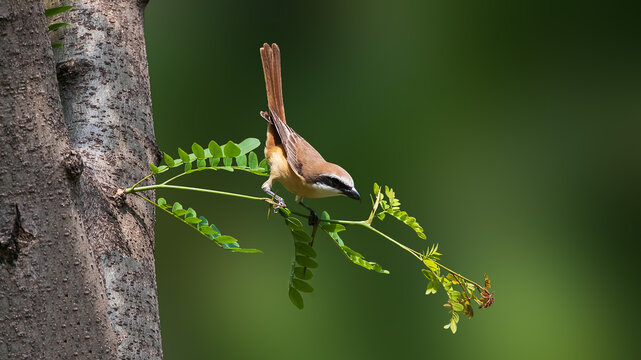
left=259, top=43, right=359, bottom=208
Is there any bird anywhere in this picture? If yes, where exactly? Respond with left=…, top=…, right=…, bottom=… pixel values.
left=259, top=43, right=360, bottom=220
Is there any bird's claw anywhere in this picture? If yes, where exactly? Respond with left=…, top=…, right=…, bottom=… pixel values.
left=271, top=195, right=287, bottom=213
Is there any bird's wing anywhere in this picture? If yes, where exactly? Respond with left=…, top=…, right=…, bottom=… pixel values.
left=268, top=109, right=325, bottom=182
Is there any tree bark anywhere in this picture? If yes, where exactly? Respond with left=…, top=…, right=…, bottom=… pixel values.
left=0, top=0, right=161, bottom=358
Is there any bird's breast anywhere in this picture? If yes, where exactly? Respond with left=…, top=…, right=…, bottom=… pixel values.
left=265, top=145, right=340, bottom=199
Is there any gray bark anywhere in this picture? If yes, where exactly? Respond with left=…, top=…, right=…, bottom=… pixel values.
left=0, top=0, right=161, bottom=358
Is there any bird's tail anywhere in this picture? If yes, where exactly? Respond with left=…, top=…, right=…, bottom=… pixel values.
left=260, top=43, right=286, bottom=123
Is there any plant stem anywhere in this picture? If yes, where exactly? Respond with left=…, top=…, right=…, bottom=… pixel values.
left=360, top=223, right=424, bottom=260
left=366, top=191, right=383, bottom=225
left=450, top=271, right=473, bottom=301
left=129, top=173, right=154, bottom=190
left=126, top=184, right=273, bottom=203
left=161, top=166, right=267, bottom=185
left=436, top=263, right=483, bottom=290
left=127, top=175, right=487, bottom=292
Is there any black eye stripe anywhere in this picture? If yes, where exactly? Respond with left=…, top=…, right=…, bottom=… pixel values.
left=315, top=175, right=350, bottom=191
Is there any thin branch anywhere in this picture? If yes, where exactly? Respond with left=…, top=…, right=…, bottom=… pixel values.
left=129, top=172, right=154, bottom=190
left=161, top=166, right=268, bottom=185
left=126, top=184, right=275, bottom=204
left=366, top=190, right=384, bottom=225
left=436, top=263, right=484, bottom=290
left=126, top=173, right=488, bottom=296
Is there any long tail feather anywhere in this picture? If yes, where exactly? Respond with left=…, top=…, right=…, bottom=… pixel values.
left=260, top=43, right=286, bottom=123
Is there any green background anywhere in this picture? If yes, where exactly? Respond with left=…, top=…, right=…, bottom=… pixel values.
left=144, top=1, right=640, bottom=359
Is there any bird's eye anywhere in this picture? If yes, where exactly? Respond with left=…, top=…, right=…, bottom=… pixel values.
left=316, top=175, right=349, bottom=191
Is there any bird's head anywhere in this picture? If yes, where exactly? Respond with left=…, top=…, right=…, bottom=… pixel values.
left=312, top=163, right=360, bottom=200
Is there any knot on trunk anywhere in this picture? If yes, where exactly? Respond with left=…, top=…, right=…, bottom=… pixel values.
left=56, top=58, right=93, bottom=86
left=63, top=151, right=84, bottom=179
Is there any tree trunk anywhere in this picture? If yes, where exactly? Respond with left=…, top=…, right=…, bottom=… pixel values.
left=0, top=0, right=162, bottom=358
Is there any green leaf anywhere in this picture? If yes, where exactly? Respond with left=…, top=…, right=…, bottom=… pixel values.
left=223, top=141, right=241, bottom=158
left=322, top=226, right=389, bottom=274
left=223, top=157, right=233, bottom=167
left=157, top=198, right=166, bottom=206
left=208, top=141, right=223, bottom=158
left=424, top=259, right=438, bottom=272
left=320, top=211, right=331, bottom=222
left=324, top=227, right=344, bottom=246
left=229, top=248, right=262, bottom=253
left=149, top=163, right=159, bottom=174
left=235, top=154, right=247, bottom=167
left=48, top=23, right=69, bottom=31
left=446, top=273, right=460, bottom=285
left=292, top=279, right=314, bottom=293
left=237, top=138, right=261, bottom=155
left=209, top=223, right=221, bottom=236
left=295, top=243, right=317, bottom=258
left=197, top=158, right=206, bottom=169
left=178, top=148, right=191, bottom=164
left=163, top=153, right=175, bottom=167
left=171, top=202, right=183, bottom=213
left=248, top=152, right=259, bottom=169
left=197, top=216, right=208, bottom=229
left=185, top=217, right=202, bottom=224
left=448, top=290, right=462, bottom=301
left=157, top=165, right=168, bottom=173
left=184, top=162, right=192, bottom=172
left=339, top=245, right=389, bottom=274
left=451, top=302, right=464, bottom=312
left=320, top=223, right=346, bottom=233
left=209, top=157, right=220, bottom=167
left=426, top=244, right=440, bottom=258
left=285, top=217, right=303, bottom=230
left=426, top=280, right=439, bottom=295
left=173, top=209, right=188, bottom=216
left=295, top=256, right=318, bottom=268
left=258, top=158, right=268, bottom=171
left=444, top=317, right=457, bottom=334
left=215, top=235, right=238, bottom=245
left=373, top=182, right=380, bottom=196
left=293, top=267, right=313, bottom=280
left=291, top=229, right=312, bottom=243
left=45, top=5, right=72, bottom=17
left=385, top=186, right=401, bottom=208
left=199, top=226, right=218, bottom=235
left=467, top=282, right=477, bottom=294
left=288, top=286, right=304, bottom=309
left=192, top=143, right=206, bottom=159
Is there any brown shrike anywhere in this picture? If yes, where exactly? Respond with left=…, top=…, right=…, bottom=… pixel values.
left=259, top=43, right=360, bottom=213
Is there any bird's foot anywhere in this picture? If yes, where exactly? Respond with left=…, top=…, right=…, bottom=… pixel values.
left=298, top=200, right=319, bottom=226
left=308, top=210, right=319, bottom=226
left=271, top=195, right=287, bottom=213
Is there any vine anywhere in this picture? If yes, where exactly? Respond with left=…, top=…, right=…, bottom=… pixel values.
left=124, top=138, right=494, bottom=333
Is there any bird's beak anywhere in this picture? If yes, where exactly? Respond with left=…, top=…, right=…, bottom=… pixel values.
left=343, top=188, right=360, bottom=201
